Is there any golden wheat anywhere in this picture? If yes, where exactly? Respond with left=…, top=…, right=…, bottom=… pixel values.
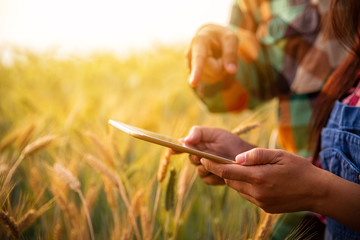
left=157, top=148, right=172, bottom=183
left=140, top=206, right=151, bottom=240
left=85, top=184, right=100, bottom=211
left=232, top=122, right=261, bottom=136
left=86, top=131, right=115, bottom=169
left=254, top=212, right=279, bottom=240
left=0, top=131, right=19, bottom=152
left=0, top=210, right=20, bottom=240
left=85, top=154, right=120, bottom=188
left=16, top=124, right=36, bottom=150
left=23, top=135, right=56, bottom=157
left=53, top=223, right=62, bottom=240
left=53, top=163, right=95, bottom=240
left=1, top=135, right=56, bottom=197
left=131, top=189, right=144, bottom=217
left=104, top=178, right=117, bottom=211
left=85, top=154, right=141, bottom=240
left=17, top=209, right=36, bottom=233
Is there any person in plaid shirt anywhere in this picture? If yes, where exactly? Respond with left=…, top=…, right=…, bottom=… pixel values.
left=187, top=0, right=347, bottom=158
left=184, top=0, right=360, bottom=239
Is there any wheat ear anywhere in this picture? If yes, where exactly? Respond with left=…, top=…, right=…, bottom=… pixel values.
left=86, top=131, right=115, bottom=169
left=157, top=148, right=172, bottom=183
left=17, top=124, right=36, bottom=150
left=85, top=154, right=141, bottom=240
left=53, top=163, right=95, bottom=240
left=1, top=135, right=56, bottom=196
left=17, top=199, right=54, bottom=233
left=0, top=131, right=19, bottom=152
left=0, top=210, right=20, bottom=240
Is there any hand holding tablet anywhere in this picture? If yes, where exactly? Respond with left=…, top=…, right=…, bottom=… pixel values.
left=109, top=120, right=235, bottom=164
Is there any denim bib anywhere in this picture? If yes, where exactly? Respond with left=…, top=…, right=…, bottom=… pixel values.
left=320, top=100, right=360, bottom=240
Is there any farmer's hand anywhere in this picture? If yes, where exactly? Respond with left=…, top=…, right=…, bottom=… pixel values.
left=200, top=148, right=323, bottom=213
left=183, top=126, right=254, bottom=185
left=187, top=24, right=238, bottom=87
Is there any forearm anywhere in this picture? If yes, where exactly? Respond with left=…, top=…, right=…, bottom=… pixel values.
left=312, top=168, right=360, bottom=232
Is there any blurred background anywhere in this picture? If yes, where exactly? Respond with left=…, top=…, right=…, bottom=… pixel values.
left=0, top=0, right=232, bottom=59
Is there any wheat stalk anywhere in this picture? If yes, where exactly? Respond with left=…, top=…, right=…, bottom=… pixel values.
left=53, top=163, right=95, bottom=240
left=130, top=189, right=144, bottom=218
left=16, top=209, right=36, bottom=233
left=140, top=206, right=151, bottom=240
left=151, top=184, right=161, bottom=240
left=0, top=163, right=9, bottom=176
left=254, top=212, right=279, bottom=240
left=172, top=165, right=196, bottom=240
left=85, top=154, right=141, bottom=240
left=53, top=223, right=62, bottom=240
left=104, top=178, right=117, bottom=211
left=85, top=184, right=100, bottom=211
left=0, top=210, right=20, bottom=240
left=232, top=123, right=260, bottom=136
left=50, top=187, right=76, bottom=228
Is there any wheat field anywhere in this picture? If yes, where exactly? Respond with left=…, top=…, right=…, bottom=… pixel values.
left=0, top=45, right=281, bottom=239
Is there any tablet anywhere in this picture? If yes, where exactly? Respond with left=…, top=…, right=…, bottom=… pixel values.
left=109, top=120, right=235, bottom=164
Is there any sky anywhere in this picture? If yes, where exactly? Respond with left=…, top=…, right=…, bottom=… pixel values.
left=0, top=0, right=233, bottom=56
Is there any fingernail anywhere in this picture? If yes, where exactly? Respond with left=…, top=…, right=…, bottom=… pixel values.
left=226, top=63, right=237, bottom=74
left=188, top=72, right=196, bottom=87
left=236, top=153, right=246, bottom=164
left=183, top=135, right=191, bottom=143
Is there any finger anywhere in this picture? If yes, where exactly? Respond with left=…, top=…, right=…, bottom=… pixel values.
left=196, top=165, right=211, bottom=178
left=225, top=179, right=251, bottom=196
left=189, top=154, right=201, bottom=166
left=183, top=126, right=218, bottom=146
left=200, top=158, right=257, bottom=183
left=189, top=35, right=209, bottom=87
left=221, top=31, right=238, bottom=74
left=224, top=179, right=259, bottom=205
left=202, top=174, right=225, bottom=185
left=235, top=148, right=281, bottom=166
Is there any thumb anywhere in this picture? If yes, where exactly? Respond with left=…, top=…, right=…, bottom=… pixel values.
left=235, top=148, right=280, bottom=166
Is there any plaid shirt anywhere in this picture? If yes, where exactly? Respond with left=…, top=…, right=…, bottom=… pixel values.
left=193, top=0, right=349, bottom=157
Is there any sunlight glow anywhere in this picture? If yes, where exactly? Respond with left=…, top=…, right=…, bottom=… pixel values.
left=0, top=0, right=232, bottom=55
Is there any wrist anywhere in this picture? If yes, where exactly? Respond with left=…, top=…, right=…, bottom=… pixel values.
left=307, top=167, right=331, bottom=213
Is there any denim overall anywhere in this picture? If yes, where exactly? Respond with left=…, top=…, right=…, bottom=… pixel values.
left=320, top=100, right=360, bottom=240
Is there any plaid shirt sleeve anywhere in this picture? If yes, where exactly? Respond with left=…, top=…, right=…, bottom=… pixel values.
left=192, top=0, right=348, bottom=157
